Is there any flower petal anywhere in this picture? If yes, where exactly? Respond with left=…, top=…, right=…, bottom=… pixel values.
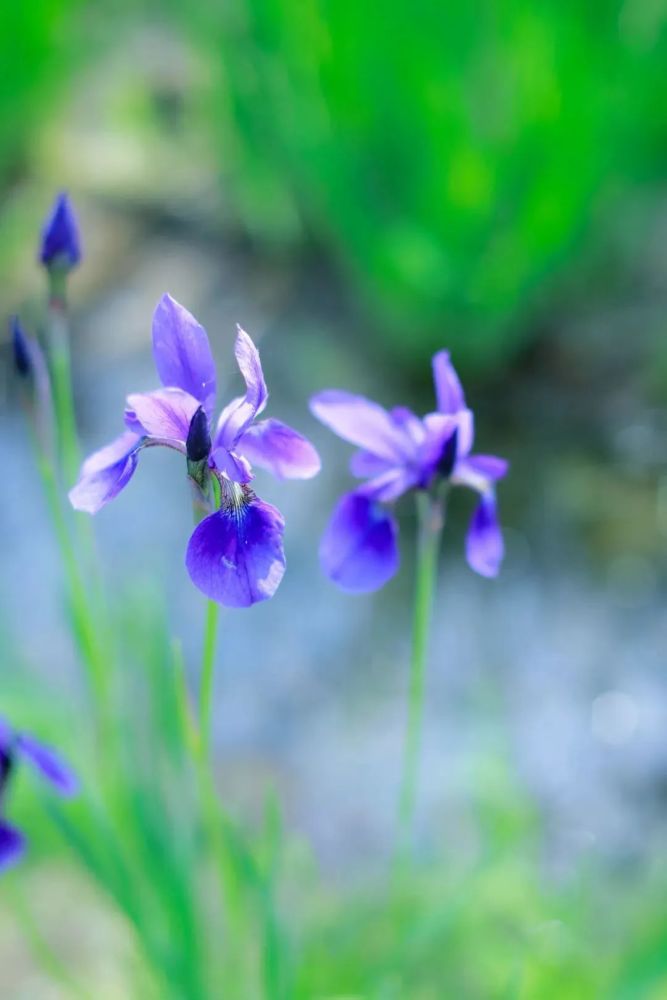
left=125, top=387, right=200, bottom=445
left=210, top=447, right=254, bottom=484
left=152, top=294, right=216, bottom=414
left=17, top=734, right=78, bottom=797
left=69, top=431, right=141, bottom=514
left=357, top=467, right=420, bottom=503
left=432, top=350, right=465, bottom=415
left=349, top=450, right=395, bottom=478
left=215, top=327, right=269, bottom=448
left=466, top=493, right=504, bottom=578
left=0, top=821, right=25, bottom=874
left=320, top=491, right=399, bottom=592
left=236, top=419, right=321, bottom=480
left=186, top=496, right=285, bottom=607
left=310, top=390, right=411, bottom=463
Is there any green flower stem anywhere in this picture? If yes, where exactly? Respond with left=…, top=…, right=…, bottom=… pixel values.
left=199, top=598, right=220, bottom=759
left=396, top=489, right=445, bottom=863
left=46, top=286, right=81, bottom=491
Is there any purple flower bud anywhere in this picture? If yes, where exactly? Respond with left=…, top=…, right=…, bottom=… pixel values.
left=10, top=316, right=31, bottom=377
left=39, top=193, right=81, bottom=270
left=186, top=406, right=211, bottom=462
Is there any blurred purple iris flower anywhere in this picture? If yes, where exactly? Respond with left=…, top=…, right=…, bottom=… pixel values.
left=39, top=192, right=81, bottom=270
left=310, top=351, right=508, bottom=592
left=70, top=294, right=320, bottom=607
left=0, top=717, right=78, bottom=873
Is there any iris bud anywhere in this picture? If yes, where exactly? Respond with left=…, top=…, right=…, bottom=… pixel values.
left=39, top=193, right=81, bottom=271
left=10, top=316, right=31, bottom=377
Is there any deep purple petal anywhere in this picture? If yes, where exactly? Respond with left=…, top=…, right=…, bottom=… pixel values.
left=236, top=419, right=321, bottom=480
left=152, top=294, right=216, bottom=414
left=210, top=447, right=254, bottom=484
left=39, top=193, right=81, bottom=268
left=0, top=821, right=25, bottom=874
left=0, top=718, right=12, bottom=754
left=125, top=388, right=200, bottom=445
left=320, top=491, right=399, bottom=592
left=310, top=390, right=412, bottom=464
left=215, top=327, right=269, bottom=448
left=69, top=431, right=141, bottom=514
left=16, top=735, right=79, bottom=797
left=432, top=350, right=465, bottom=415
left=186, top=495, right=285, bottom=607
left=466, top=493, right=504, bottom=578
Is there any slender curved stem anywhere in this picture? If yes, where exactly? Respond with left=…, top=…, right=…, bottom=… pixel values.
left=199, top=599, right=220, bottom=758
left=396, top=490, right=445, bottom=864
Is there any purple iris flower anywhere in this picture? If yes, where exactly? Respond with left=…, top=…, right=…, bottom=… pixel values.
left=39, top=192, right=81, bottom=270
left=0, top=717, right=78, bottom=873
left=69, top=294, right=321, bottom=607
left=310, top=351, right=508, bottom=592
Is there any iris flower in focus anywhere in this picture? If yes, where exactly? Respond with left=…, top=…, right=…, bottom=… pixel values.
left=310, top=351, right=508, bottom=592
left=70, top=295, right=320, bottom=607
left=0, top=718, right=78, bottom=873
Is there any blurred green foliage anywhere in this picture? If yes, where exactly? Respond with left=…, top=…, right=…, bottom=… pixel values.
left=177, top=0, right=667, bottom=366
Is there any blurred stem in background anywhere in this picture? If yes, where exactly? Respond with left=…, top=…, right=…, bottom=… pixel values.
left=396, top=489, right=445, bottom=865
left=46, top=268, right=81, bottom=489
left=199, top=599, right=220, bottom=759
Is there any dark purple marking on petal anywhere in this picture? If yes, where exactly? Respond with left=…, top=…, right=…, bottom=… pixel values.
left=320, top=491, right=399, bottom=592
left=69, top=431, right=141, bottom=514
left=215, top=327, right=269, bottom=448
left=310, top=390, right=413, bottom=464
left=432, top=350, right=465, bottom=415
left=125, top=387, right=200, bottom=445
left=39, top=192, right=81, bottom=268
left=236, top=418, right=321, bottom=480
left=186, top=494, right=285, bottom=607
left=152, top=294, right=216, bottom=414
left=16, top=734, right=79, bottom=797
left=466, top=493, right=504, bottom=578
left=0, top=821, right=25, bottom=874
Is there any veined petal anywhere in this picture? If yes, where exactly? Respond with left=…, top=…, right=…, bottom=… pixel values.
left=152, top=294, right=216, bottom=415
left=0, top=821, right=25, bottom=874
left=320, top=491, right=399, bottom=592
left=16, top=734, right=78, bottom=797
left=186, top=496, right=285, bottom=607
left=210, top=447, right=254, bottom=484
left=236, top=419, right=321, bottom=480
left=125, top=387, right=200, bottom=445
left=69, top=431, right=141, bottom=514
left=215, top=326, right=269, bottom=448
left=432, top=350, right=465, bottom=415
left=310, top=390, right=411, bottom=464
left=466, top=493, right=504, bottom=578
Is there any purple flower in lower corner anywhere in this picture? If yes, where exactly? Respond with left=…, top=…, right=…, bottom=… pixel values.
left=69, top=294, right=321, bottom=607
left=310, top=351, right=508, bottom=592
left=0, top=718, right=78, bottom=874
left=39, top=193, right=81, bottom=271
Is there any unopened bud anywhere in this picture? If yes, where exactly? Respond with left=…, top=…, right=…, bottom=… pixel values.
left=10, top=316, right=31, bottom=377
left=39, top=192, right=81, bottom=271
left=186, top=406, right=211, bottom=462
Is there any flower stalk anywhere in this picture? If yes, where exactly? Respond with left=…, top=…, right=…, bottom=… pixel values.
left=396, top=488, right=445, bottom=862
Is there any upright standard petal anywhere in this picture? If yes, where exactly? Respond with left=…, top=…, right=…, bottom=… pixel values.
left=186, top=495, right=285, bottom=607
left=466, top=493, right=504, bottom=578
left=432, top=350, right=466, bottom=415
left=236, top=419, right=321, bottom=480
left=310, top=391, right=412, bottom=464
left=16, top=734, right=78, bottom=797
left=39, top=193, right=81, bottom=269
left=215, top=326, right=268, bottom=448
left=125, top=387, right=200, bottom=446
left=0, top=821, right=25, bottom=874
left=152, top=295, right=216, bottom=415
left=69, top=431, right=141, bottom=514
left=320, top=491, right=399, bottom=592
